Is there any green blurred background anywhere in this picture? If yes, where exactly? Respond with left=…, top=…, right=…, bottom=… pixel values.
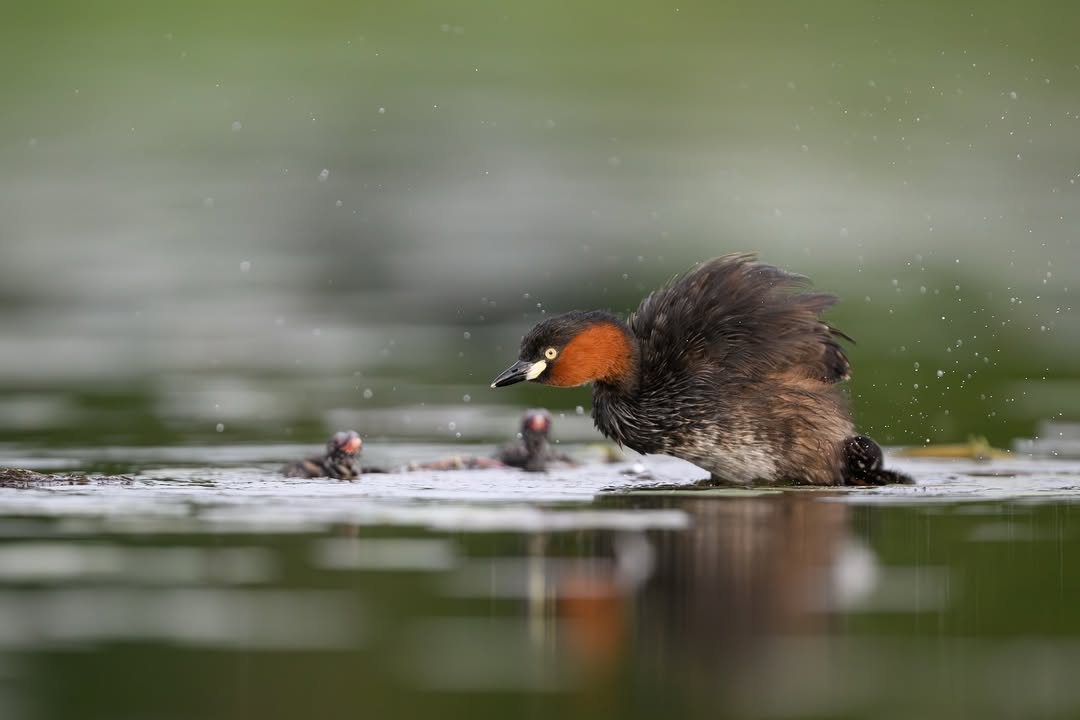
left=1, top=0, right=1077, bottom=448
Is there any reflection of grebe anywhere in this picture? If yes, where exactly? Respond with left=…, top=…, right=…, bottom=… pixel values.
left=555, top=533, right=655, bottom=675
left=493, top=254, right=911, bottom=486
left=633, top=495, right=878, bottom=690
left=546, top=494, right=879, bottom=712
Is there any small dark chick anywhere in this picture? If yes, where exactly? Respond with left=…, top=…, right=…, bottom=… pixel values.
left=491, top=254, right=912, bottom=486
left=494, top=408, right=576, bottom=472
left=283, top=430, right=363, bottom=481
left=411, top=409, right=574, bottom=473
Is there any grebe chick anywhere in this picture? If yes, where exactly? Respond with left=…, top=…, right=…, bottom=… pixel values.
left=491, top=254, right=911, bottom=486
left=283, top=430, right=363, bottom=481
left=410, top=409, right=574, bottom=473
left=493, top=408, right=576, bottom=472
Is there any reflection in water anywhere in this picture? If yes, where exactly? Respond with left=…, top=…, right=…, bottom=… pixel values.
left=0, top=490, right=1076, bottom=719
left=417, top=494, right=877, bottom=711
left=0, top=588, right=359, bottom=650
left=551, top=493, right=877, bottom=715
left=312, top=537, right=458, bottom=572
left=0, top=543, right=274, bottom=585
left=635, top=494, right=858, bottom=663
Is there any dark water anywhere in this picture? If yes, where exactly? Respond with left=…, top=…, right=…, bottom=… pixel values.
left=0, top=445, right=1077, bottom=719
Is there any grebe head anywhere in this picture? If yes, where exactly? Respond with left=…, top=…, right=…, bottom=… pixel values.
left=521, top=408, right=552, bottom=436
left=491, top=311, right=635, bottom=389
left=327, top=430, right=362, bottom=456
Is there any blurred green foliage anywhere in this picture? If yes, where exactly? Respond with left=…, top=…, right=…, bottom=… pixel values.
left=1, top=0, right=1077, bottom=447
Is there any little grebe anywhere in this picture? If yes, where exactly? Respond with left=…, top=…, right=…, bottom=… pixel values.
left=493, top=408, right=576, bottom=472
left=283, top=430, right=363, bottom=481
left=410, top=409, right=574, bottom=473
left=492, top=254, right=911, bottom=486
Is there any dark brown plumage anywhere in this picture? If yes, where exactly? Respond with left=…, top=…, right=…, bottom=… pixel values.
left=411, top=409, right=575, bottom=473
left=493, top=408, right=576, bottom=472
left=491, top=254, right=911, bottom=486
left=283, top=430, right=363, bottom=481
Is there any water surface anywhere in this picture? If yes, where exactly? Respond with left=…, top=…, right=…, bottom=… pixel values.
left=0, top=444, right=1076, bottom=719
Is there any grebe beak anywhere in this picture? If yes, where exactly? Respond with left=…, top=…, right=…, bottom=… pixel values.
left=491, top=359, right=545, bottom=388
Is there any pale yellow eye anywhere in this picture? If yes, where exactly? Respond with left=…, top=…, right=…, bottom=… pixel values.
left=544, top=347, right=558, bottom=360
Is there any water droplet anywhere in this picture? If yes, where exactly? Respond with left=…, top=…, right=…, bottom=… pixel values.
left=318, top=168, right=330, bottom=182
left=215, top=423, right=225, bottom=432
left=363, top=388, right=373, bottom=400
left=239, top=260, right=251, bottom=273
left=231, top=120, right=243, bottom=132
